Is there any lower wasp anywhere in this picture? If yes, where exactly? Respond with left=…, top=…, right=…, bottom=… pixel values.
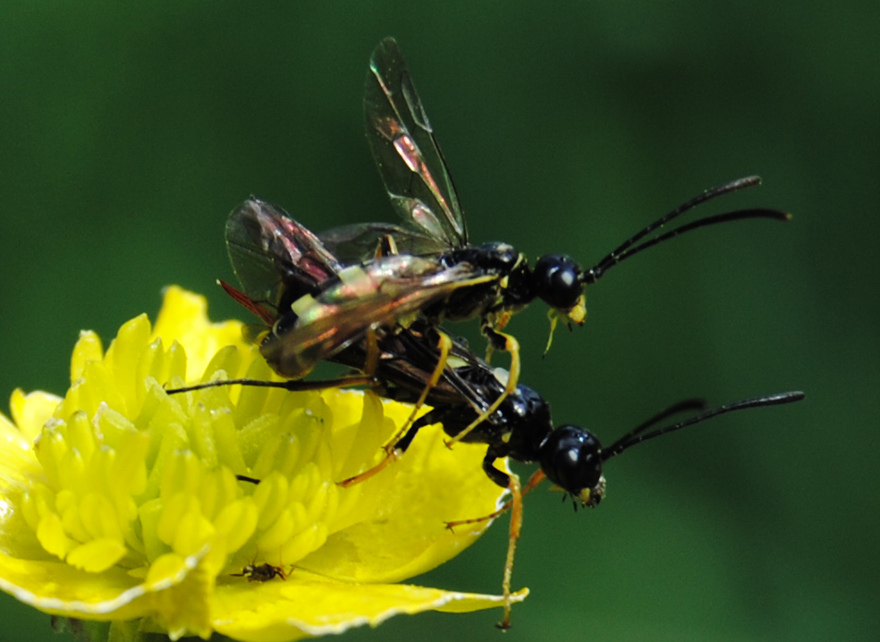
left=178, top=308, right=803, bottom=628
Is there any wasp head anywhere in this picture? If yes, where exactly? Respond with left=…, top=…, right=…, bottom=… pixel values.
left=533, top=255, right=586, bottom=325
left=538, top=424, right=606, bottom=507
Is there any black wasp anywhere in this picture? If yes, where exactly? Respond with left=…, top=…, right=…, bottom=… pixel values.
left=199, top=234, right=803, bottom=629
left=326, top=319, right=803, bottom=628
left=168, top=37, right=802, bottom=625
left=220, top=37, right=791, bottom=441
left=203, top=282, right=804, bottom=627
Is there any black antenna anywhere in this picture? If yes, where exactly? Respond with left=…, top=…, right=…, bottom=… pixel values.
left=602, top=391, right=805, bottom=461
left=583, top=176, right=790, bottom=284
left=608, top=398, right=708, bottom=448
left=167, top=373, right=375, bottom=395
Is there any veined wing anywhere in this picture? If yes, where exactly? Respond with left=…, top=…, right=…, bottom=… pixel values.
left=389, top=321, right=499, bottom=414
left=261, top=256, right=495, bottom=379
left=364, top=37, right=467, bottom=249
left=329, top=317, right=498, bottom=415
left=319, top=221, right=448, bottom=264
left=226, top=198, right=344, bottom=316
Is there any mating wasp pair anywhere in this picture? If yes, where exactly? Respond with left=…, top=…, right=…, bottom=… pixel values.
left=175, top=37, right=803, bottom=628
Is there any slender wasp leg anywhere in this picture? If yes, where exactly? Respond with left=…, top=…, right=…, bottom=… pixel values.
left=444, top=453, right=525, bottom=629
left=337, top=332, right=452, bottom=488
left=363, top=328, right=381, bottom=378
left=483, top=312, right=513, bottom=363
left=445, top=329, right=520, bottom=447
left=445, top=470, right=546, bottom=530
left=336, top=447, right=400, bottom=487
left=337, top=404, right=439, bottom=488
left=542, top=309, right=561, bottom=357
left=374, top=233, right=399, bottom=259
left=382, top=331, right=453, bottom=454
left=499, top=473, right=523, bottom=630
left=338, top=333, right=453, bottom=487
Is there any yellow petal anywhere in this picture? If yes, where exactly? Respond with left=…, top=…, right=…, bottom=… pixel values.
left=212, top=569, right=528, bottom=642
left=36, top=512, right=74, bottom=559
left=9, top=389, right=60, bottom=443
left=70, top=331, right=104, bottom=383
left=66, top=538, right=128, bottom=573
left=300, top=419, right=508, bottom=583
left=153, top=286, right=252, bottom=382
left=0, top=550, right=160, bottom=620
left=0, top=286, right=519, bottom=641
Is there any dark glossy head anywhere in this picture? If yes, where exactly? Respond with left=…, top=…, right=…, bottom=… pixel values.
left=534, top=391, right=806, bottom=508
left=538, top=424, right=605, bottom=507
left=533, top=254, right=586, bottom=324
left=531, top=178, right=793, bottom=328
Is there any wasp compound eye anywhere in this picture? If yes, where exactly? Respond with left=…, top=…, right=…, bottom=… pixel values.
left=539, top=425, right=603, bottom=501
left=534, top=255, right=583, bottom=311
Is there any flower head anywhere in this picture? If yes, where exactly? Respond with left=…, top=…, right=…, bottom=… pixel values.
left=0, top=286, right=524, bottom=641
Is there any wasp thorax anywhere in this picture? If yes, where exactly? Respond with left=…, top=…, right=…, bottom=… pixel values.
left=476, top=242, right=521, bottom=271
left=538, top=424, right=604, bottom=505
left=533, top=255, right=584, bottom=311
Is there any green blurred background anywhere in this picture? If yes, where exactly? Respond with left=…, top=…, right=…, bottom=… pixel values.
left=0, top=2, right=875, bottom=641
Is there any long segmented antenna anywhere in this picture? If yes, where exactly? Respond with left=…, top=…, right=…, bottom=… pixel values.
left=622, top=398, right=708, bottom=439
left=602, top=391, right=805, bottom=461
left=583, top=176, right=790, bottom=284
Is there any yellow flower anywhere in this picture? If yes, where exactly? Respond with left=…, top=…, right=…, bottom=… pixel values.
left=0, top=286, right=525, bottom=641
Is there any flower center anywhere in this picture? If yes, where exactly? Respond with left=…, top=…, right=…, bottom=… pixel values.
left=18, top=312, right=392, bottom=585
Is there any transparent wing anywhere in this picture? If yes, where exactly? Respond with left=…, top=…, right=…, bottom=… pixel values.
left=364, top=37, right=467, bottom=249
left=262, top=257, right=494, bottom=378
left=389, top=322, right=496, bottom=413
left=226, top=198, right=344, bottom=316
left=319, top=222, right=449, bottom=264
left=329, top=318, right=493, bottom=413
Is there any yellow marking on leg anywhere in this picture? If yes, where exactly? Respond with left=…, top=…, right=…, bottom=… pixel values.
left=445, top=332, right=520, bottom=447
left=445, top=470, right=545, bottom=530
left=484, top=311, right=513, bottom=363
left=364, top=328, right=380, bottom=376
left=498, top=473, right=523, bottom=630
left=543, top=309, right=560, bottom=357
left=336, top=331, right=453, bottom=488
left=383, top=330, right=452, bottom=453
left=494, top=311, right=513, bottom=332
left=373, top=233, right=399, bottom=259
left=337, top=448, right=401, bottom=487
